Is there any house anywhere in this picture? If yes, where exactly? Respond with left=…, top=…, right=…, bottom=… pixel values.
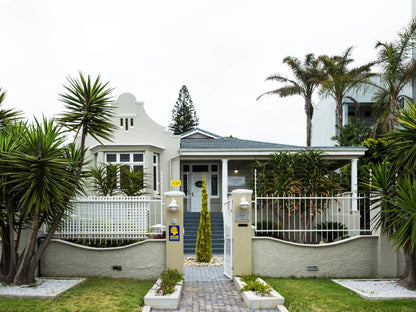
left=311, top=80, right=412, bottom=146
left=84, top=92, right=367, bottom=214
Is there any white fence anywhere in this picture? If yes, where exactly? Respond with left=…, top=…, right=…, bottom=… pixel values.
left=53, top=196, right=163, bottom=241
left=223, top=198, right=233, bottom=278
left=254, top=193, right=371, bottom=244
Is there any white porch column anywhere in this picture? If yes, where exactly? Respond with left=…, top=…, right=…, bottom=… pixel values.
left=222, top=159, right=229, bottom=211
left=351, top=158, right=358, bottom=211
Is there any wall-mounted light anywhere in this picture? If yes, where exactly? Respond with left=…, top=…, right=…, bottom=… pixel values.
left=169, top=198, right=178, bottom=212
left=233, top=168, right=239, bottom=174
left=239, top=196, right=249, bottom=209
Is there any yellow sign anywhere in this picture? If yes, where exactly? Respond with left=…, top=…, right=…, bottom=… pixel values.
left=169, top=225, right=180, bottom=241
left=171, top=180, right=181, bottom=187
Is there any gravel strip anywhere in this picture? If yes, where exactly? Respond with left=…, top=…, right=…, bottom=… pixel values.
left=333, top=279, right=416, bottom=300
left=184, top=256, right=224, bottom=267
left=0, top=278, right=85, bottom=299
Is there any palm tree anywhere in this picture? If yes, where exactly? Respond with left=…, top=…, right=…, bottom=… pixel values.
left=1, top=119, right=78, bottom=285
left=366, top=101, right=416, bottom=289
left=319, top=47, right=375, bottom=128
left=370, top=19, right=416, bottom=134
left=0, top=88, right=22, bottom=131
left=59, top=72, right=116, bottom=180
left=257, top=54, right=326, bottom=146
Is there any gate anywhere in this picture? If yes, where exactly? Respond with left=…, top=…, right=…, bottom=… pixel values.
left=223, top=198, right=233, bottom=278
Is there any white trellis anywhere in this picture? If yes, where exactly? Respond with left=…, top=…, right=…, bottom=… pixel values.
left=52, top=196, right=163, bottom=241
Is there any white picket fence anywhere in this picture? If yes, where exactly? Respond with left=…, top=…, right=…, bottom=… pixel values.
left=254, top=193, right=371, bottom=244
left=53, top=196, right=163, bottom=241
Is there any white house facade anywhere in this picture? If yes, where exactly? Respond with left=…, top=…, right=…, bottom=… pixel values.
left=84, top=93, right=367, bottom=214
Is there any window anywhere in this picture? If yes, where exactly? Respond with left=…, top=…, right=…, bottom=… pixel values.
left=133, top=153, right=143, bottom=162
left=211, top=174, right=218, bottom=196
left=125, top=118, right=128, bottom=131
left=120, top=154, right=130, bottom=162
left=120, top=118, right=123, bottom=127
left=130, top=118, right=134, bottom=127
left=106, top=154, right=116, bottom=162
left=192, top=165, right=209, bottom=172
left=153, top=154, right=159, bottom=192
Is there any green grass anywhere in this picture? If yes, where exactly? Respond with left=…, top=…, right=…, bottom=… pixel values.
left=263, top=277, right=416, bottom=312
left=0, top=277, right=155, bottom=312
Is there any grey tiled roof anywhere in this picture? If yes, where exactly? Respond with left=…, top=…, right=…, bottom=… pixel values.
left=181, top=137, right=301, bottom=150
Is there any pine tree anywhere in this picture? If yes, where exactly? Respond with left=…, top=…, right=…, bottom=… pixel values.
left=169, top=85, right=199, bottom=135
left=196, top=176, right=212, bottom=262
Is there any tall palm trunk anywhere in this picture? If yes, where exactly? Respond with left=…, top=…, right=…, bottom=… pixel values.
left=305, top=98, right=313, bottom=146
left=335, top=96, right=343, bottom=127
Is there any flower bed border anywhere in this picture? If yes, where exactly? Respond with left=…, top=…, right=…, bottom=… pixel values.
left=234, top=276, right=286, bottom=310
left=144, top=279, right=183, bottom=309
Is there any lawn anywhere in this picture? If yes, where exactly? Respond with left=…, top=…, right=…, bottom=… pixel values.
left=263, top=277, right=416, bottom=312
left=0, top=277, right=155, bottom=312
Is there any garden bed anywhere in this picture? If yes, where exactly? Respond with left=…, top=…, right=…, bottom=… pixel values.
left=234, top=276, right=286, bottom=310
left=144, top=279, right=183, bottom=309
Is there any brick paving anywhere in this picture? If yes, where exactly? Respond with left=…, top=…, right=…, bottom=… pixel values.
left=151, top=264, right=281, bottom=312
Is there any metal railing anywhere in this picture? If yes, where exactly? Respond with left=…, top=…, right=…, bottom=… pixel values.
left=254, top=193, right=371, bottom=244
left=52, top=196, right=163, bottom=241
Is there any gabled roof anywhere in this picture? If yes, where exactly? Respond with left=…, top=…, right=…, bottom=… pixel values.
left=180, top=128, right=222, bottom=139
left=181, top=136, right=299, bottom=150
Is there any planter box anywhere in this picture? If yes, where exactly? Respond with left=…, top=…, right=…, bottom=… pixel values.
left=234, top=276, right=285, bottom=310
left=144, top=279, right=183, bottom=309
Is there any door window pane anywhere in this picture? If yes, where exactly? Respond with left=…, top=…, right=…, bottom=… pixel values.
left=192, top=165, right=209, bottom=172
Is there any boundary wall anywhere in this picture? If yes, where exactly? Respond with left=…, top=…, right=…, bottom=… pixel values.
left=253, top=236, right=405, bottom=278
left=40, top=239, right=165, bottom=279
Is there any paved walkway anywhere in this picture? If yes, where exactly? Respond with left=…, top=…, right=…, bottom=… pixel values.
left=151, top=265, right=281, bottom=312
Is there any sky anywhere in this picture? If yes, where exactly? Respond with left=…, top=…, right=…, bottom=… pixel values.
left=0, top=0, right=412, bottom=146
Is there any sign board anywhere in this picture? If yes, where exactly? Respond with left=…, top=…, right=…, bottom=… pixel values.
left=235, top=212, right=250, bottom=222
left=228, top=176, right=246, bottom=187
left=169, top=225, right=180, bottom=241
left=171, top=180, right=182, bottom=187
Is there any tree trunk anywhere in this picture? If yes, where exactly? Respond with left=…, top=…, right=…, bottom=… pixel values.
left=336, top=97, right=343, bottom=127
left=305, top=99, right=313, bottom=147
left=0, top=222, right=11, bottom=279
left=13, top=209, right=40, bottom=285
left=398, top=248, right=416, bottom=290
left=5, top=216, right=17, bottom=284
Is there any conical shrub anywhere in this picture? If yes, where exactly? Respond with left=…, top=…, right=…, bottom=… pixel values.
left=196, top=175, right=212, bottom=262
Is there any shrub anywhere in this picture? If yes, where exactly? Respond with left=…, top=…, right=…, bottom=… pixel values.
left=196, top=176, right=212, bottom=262
left=157, top=268, right=183, bottom=295
left=241, top=280, right=272, bottom=296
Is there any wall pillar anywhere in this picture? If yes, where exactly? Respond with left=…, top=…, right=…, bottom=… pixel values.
left=232, top=189, right=253, bottom=276
left=222, top=159, right=229, bottom=210
left=165, top=191, right=184, bottom=274
left=351, top=158, right=358, bottom=211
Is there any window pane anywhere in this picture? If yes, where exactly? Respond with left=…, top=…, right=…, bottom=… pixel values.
left=120, top=118, right=123, bottom=126
left=192, top=165, right=209, bottom=172
left=125, top=118, right=128, bottom=131
left=130, top=118, right=134, bottom=127
left=153, top=155, right=157, bottom=164
left=182, top=174, right=188, bottom=195
left=211, top=165, right=218, bottom=172
left=120, top=165, right=130, bottom=186
left=211, top=174, right=218, bottom=196
left=183, top=165, right=190, bottom=172
left=133, top=154, right=143, bottom=162
left=153, top=166, right=157, bottom=190
left=106, top=154, right=117, bottom=162
left=120, top=154, right=130, bottom=162
left=133, top=165, right=143, bottom=172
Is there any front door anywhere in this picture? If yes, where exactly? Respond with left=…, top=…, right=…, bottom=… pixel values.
left=190, top=172, right=210, bottom=212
